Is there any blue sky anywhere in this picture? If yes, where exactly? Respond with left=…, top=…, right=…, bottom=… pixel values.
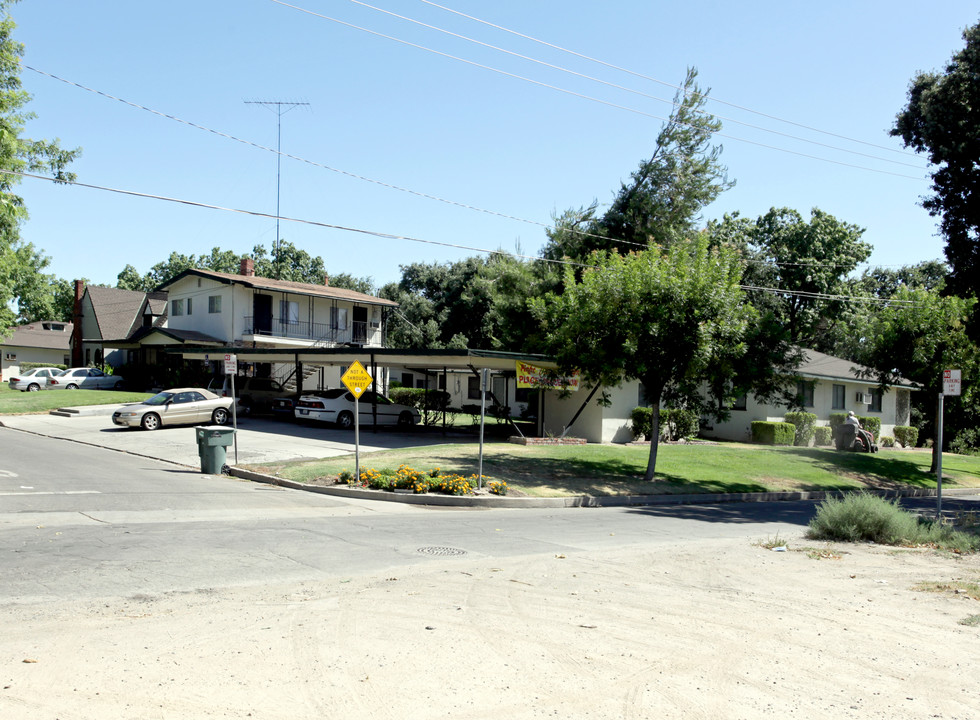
left=12, top=1, right=980, bottom=290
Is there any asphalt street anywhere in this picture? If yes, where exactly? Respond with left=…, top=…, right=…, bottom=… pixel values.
left=1, top=428, right=825, bottom=602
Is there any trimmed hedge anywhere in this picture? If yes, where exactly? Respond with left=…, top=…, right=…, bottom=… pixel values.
left=893, top=425, right=918, bottom=448
left=631, top=407, right=653, bottom=440
left=814, top=426, right=833, bottom=446
left=784, top=411, right=817, bottom=447
left=751, top=421, right=796, bottom=446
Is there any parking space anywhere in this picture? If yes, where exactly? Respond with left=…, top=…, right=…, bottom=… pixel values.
left=0, top=408, right=465, bottom=468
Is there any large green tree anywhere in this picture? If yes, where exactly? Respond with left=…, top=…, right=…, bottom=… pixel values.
left=892, top=22, right=980, bottom=302
left=0, top=0, right=79, bottom=333
left=533, top=238, right=749, bottom=480
left=854, top=286, right=977, bottom=470
left=543, top=68, right=731, bottom=261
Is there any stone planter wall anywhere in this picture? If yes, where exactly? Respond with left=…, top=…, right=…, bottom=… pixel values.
left=508, top=436, right=587, bottom=446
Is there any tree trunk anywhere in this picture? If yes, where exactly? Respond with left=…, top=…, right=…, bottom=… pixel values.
left=644, top=395, right=662, bottom=482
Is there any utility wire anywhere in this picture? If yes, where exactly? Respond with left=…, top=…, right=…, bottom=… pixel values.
left=269, top=1, right=924, bottom=180
left=341, top=0, right=924, bottom=170
left=419, top=0, right=923, bottom=160
left=26, top=66, right=924, bottom=274
left=5, top=168, right=919, bottom=306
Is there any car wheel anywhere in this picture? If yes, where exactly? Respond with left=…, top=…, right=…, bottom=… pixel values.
left=336, top=411, right=354, bottom=429
left=66, top=383, right=79, bottom=390
left=141, top=413, right=161, bottom=431
left=398, top=411, right=415, bottom=427
left=27, top=383, right=40, bottom=392
left=211, top=408, right=229, bottom=426
left=113, top=380, right=125, bottom=390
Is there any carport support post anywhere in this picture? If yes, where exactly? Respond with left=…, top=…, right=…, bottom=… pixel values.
left=477, top=368, right=487, bottom=489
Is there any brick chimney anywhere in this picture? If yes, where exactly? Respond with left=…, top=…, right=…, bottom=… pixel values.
left=324, top=273, right=329, bottom=287
left=240, top=257, right=255, bottom=277
left=71, top=280, right=84, bottom=366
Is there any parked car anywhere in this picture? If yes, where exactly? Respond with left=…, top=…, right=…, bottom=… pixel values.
left=294, top=388, right=420, bottom=428
left=208, top=376, right=292, bottom=415
left=7, top=367, right=63, bottom=392
left=111, top=388, right=234, bottom=431
left=48, top=367, right=125, bottom=390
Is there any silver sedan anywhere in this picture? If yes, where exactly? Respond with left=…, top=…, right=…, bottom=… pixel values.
left=112, top=388, right=234, bottom=431
left=48, top=367, right=125, bottom=390
left=7, top=367, right=63, bottom=391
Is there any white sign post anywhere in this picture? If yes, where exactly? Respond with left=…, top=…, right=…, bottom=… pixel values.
left=937, top=369, right=963, bottom=519
left=224, top=354, right=238, bottom=464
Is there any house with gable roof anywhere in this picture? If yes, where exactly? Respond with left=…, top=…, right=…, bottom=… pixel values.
left=0, top=320, right=73, bottom=380
left=71, top=282, right=168, bottom=369
left=151, top=258, right=398, bottom=391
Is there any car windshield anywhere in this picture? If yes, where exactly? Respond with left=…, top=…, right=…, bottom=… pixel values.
left=144, top=392, right=175, bottom=406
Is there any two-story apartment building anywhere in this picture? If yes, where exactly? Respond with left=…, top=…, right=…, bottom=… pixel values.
left=154, top=258, right=398, bottom=390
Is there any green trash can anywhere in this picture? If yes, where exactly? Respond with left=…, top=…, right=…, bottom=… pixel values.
left=195, top=426, right=236, bottom=474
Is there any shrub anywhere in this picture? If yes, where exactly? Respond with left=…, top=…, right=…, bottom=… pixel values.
left=893, top=426, right=919, bottom=448
left=951, top=428, right=980, bottom=457
left=858, top=415, right=881, bottom=440
left=661, top=408, right=700, bottom=441
left=828, top=412, right=848, bottom=429
left=784, top=411, right=817, bottom=446
left=338, top=469, right=354, bottom=484
left=631, top=407, right=653, bottom=440
left=751, top=421, right=795, bottom=446
left=814, top=426, right=833, bottom=446
left=807, top=493, right=979, bottom=552
left=880, top=436, right=895, bottom=448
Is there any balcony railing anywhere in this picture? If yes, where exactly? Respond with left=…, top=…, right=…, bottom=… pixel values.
left=243, top=317, right=375, bottom=346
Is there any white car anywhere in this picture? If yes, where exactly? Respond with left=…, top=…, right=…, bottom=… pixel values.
left=294, top=389, right=420, bottom=428
left=48, top=367, right=125, bottom=390
left=7, top=367, right=63, bottom=392
left=111, top=388, right=234, bottom=430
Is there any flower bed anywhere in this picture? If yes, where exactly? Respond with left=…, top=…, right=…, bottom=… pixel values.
left=340, top=465, right=508, bottom=496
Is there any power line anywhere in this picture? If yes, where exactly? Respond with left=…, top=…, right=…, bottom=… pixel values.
left=418, top=0, right=924, bottom=161
left=339, top=0, right=925, bottom=170
left=269, top=1, right=924, bottom=180
left=25, top=66, right=930, bottom=274
left=5, top=168, right=921, bottom=307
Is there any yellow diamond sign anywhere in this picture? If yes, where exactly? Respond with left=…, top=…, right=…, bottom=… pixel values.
left=341, top=360, right=373, bottom=399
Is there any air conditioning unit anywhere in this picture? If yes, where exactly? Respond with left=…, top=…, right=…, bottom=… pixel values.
left=855, top=392, right=873, bottom=405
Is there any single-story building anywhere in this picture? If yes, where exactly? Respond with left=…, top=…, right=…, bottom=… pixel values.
left=0, top=320, right=73, bottom=380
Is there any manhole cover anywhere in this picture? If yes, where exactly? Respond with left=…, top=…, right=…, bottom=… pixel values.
left=417, top=546, right=467, bottom=556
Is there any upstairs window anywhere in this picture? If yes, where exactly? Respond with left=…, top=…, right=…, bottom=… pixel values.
left=209, top=295, right=222, bottom=313
left=171, top=299, right=184, bottom=316
left=280, top=300, right=299, bottom=325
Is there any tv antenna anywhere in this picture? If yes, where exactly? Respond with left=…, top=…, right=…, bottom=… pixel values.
left=245, top=100, right=310, bottom=279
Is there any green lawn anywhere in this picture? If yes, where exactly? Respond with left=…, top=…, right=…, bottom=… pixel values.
left=0, top=383, right=152, bottom=414
left=246, top=441, right=980, bottom=498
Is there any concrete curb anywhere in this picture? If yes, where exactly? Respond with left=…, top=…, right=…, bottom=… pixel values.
left=228, top=466, right=980, bottom=509
left=48, top=403, right=134, bottom=417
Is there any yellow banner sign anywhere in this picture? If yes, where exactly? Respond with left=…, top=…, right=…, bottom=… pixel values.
left=516, top=361, right=580, bottom=391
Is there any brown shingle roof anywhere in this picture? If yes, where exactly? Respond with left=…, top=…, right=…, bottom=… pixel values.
left=84, top=286, right=150, bottom=341
left=3, top=321, right=74, bottom=350
left=158, top=269, right=398, bottom=307
left=798, top=348, right=916, bottom=388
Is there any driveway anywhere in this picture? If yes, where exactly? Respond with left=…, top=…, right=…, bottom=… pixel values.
left=0, top=406, right=464, bottom=468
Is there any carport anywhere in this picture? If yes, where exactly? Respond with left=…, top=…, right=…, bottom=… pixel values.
left=170, top=346, right=586, bottom=441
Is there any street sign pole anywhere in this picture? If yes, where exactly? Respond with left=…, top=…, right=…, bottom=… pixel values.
left=354, top=395, right=360, bottom=483
left=936, top=392, right=943, bottom=519
left=341, top=361, right=373, bottom=485
left=225, top=354, right=239, bottom=464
